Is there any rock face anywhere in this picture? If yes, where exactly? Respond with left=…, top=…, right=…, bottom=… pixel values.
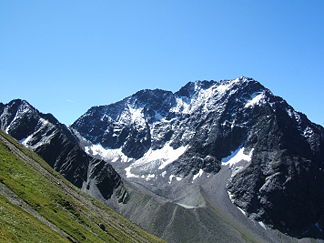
left=72, top=76, right=324, bottom=239
left=0, top=99, right=127, bottom=202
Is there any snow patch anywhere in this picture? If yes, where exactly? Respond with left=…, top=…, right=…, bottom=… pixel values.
left=21, top=135, right=33, bottom=146
left=227, top=191, right=234, bottom=202
left=168, top=175, right=182, bottom=184
left=145, top=174, right=155, bottom=181
left=221, top=147, right=254, bottom=167
left=245, top=92, right=265, bottom=108
left=192, top=169, right=204, bottom=181
left=128, top=106, right=144, bottom=124
left=222, top=147, right=254, bottom=178
left=287, top=109, right=301, bottom=124
left=258, top=221, right=266, bottom=230
left=20, top=118, right=56, bottom=149
left=39, top=118, right=49, bottom=126
left=170, top=78, right=243, bottom=115
left=237, top=207, right=247, bottom=216
left=84, top=144, right=131, bottom=163
left=222, top=147, right=241, bottom=164
left=158, top=143, right=188, bottom=169
left=303, top=126, right=314, bottom=138
left=172, top=80, right=236, bottom=114
left=118, top=105, right=146, bottom=127
left=132, top=142, right=188, bottom=170
left=170, top=97, right=190, bottom=113
left=176, top=203, right=198, bottom=209
left=114, top=142, right=188, bottom=181
left=200, top=86, right=222, bottom=112
left=125, top=166, right=140, bottom=178
left=215, top=78, right=241, bottom=95
left=216, top=82, right=231, bottom=94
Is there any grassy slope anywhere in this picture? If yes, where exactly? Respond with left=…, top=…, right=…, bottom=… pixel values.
left=0, top=130, right=164, bottom=243
left=0, top=194, right=69, bottom=243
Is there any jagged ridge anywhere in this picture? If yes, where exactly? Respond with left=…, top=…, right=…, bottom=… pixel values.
left=0, top=99, right=128, bottom=202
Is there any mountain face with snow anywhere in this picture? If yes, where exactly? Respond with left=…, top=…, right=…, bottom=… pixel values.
left=72, top=76, right=324, bottom=239
left=1, top=77, right=324, bottom=242
left=0, top=99, right=128, bottom=203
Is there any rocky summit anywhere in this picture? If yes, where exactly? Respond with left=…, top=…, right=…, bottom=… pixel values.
left=1, top=76, right=324, bottom=243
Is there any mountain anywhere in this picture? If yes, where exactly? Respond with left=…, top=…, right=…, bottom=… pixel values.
left=2, top=76, right=324, bottom=242
left=72, top=76, right=324, bottom=241
left=0, top=129, right=163, bottom=243
left=1, top=98, right=271, bottom=243
left=0, top=99, right=128, bottom=203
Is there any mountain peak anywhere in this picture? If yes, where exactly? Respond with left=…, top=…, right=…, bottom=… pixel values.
left=6, top=99, right=33, bottom=109
left=178, top=76, right=261, bottom=95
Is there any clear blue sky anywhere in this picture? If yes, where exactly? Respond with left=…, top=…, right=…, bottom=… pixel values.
left=1, top=0, right=323, bottom=125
